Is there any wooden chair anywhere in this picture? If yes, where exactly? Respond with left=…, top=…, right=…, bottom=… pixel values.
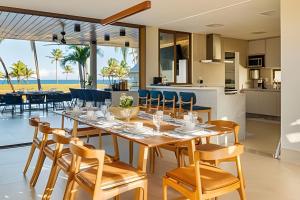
left=163, top=144, right=246, bottom=200
left=148, top=90, right=163, bottom=111
left=138, top=89, right=150, bottom=111
left=64, top=141, right=148, bottom=200
left=23, top=117, right=41, bottom=174
left=42, top=131, right=113, bottom=200
left=29, top=122, right=60, bottom=187
left=162, top=91, right=178, bottom=116
left=179, top=92, right=211, bottom=122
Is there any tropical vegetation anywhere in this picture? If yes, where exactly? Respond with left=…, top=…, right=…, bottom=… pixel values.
left=47, top=48, right=63, bottom=84
left=62, top=65, right=74, bottom=80
left=9, top=60, right=35, bottom=84
left=100, top=58, right=130, bottom=85
left=61, top=45, right=90, bottom=88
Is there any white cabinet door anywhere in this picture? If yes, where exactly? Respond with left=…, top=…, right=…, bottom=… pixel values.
left=245, top=90, right=280, bottom=116
left=248, top=40, right=266, bottom=55
left=266, top=37, right=281, bottom=68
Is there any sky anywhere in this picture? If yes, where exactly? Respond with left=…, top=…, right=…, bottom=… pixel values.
left=0, top=39, right=137, bottom=80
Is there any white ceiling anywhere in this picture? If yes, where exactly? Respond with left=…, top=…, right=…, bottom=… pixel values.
left=0, top=0, right=280, bottom=40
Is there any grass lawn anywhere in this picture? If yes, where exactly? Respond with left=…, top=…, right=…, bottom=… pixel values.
left=0, top=84, right=109, bottom=94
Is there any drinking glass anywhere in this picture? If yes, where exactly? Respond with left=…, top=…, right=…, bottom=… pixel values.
left=77, top=100, right=83, bottom=108
left=123, top=108, right=132, bottom=122
left=105, top=99, right=112, bottom=108
left=153, top=114, right=162, bottom=134
left=101, top=105, right=108, bottom=118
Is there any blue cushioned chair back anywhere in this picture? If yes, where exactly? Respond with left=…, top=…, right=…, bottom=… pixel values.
left=138, top=89, right=149, bottom=98
left=27, top=94, right=46, bottom=104
left=62, top=93, right=72, bottom=102
left=84, top=89, right=94, bottom=102
left=150, top=90, right=162, bottom=99
left=163, top=91, right=178, bottom=102
left=4, top=94, right=23, bottom=105
left=102, top=91, right=111, bottom=101
left=78, top=89, right=86, bottom=101
left=69, top=88, right=80, bottom=99
left=92, top=90, right=103, bottom=102
left=179, top=92, right=196, bottom=104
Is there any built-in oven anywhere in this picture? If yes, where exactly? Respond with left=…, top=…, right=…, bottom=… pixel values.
left=248, top=55, right=265, bottom=68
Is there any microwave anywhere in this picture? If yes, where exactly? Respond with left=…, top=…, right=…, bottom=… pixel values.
left=248, top=55, right=265, bottom=68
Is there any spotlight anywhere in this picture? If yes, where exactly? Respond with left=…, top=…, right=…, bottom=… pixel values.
left=52, top=34, right=58, bottom=42
left=120, top=28, right=126, bottom=36
left=61, top=38, right=66, bottom=44
left=74, top=24, right=81, bottom=32
left=104, top=34, right=110, bottom=41
left=125, top=41, right=130, bottom=47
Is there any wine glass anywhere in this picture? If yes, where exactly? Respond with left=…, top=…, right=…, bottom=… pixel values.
left=123, top=108, right=132, bottom=122
left=101, top=105, right=108, bottom=118
left=77, top=100, right=83, bottom=108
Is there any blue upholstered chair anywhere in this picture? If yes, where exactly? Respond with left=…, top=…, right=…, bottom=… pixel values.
left=3, top=94, right=24, bottom=113
left=149, top=90, right=163, bottom=111
left=27, top=93, right=46, bottom=111
left=138, top=89, right=149, bottom=110
left=69, top=88, right=80, bottom=105
left=162, top=91, right=178, bottom=115
left=179, top=92, right=212, bottom=121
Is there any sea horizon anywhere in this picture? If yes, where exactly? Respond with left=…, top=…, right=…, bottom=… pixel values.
left=0, top=79, right=112, bottom=85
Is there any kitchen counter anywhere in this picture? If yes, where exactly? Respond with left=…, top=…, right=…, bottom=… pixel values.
left=241, top=88, right=280, bottom=92
left=147, top=85, right=246, bottom=142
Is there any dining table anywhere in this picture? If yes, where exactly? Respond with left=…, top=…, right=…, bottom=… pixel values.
left=53, top=108, right=232, bottom=199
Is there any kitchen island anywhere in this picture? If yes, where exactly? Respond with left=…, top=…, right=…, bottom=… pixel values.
left=147, top=85, right=246, bottom=142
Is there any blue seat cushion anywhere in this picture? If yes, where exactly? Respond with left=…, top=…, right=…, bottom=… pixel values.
left=182, top=104, right=211, bottom=111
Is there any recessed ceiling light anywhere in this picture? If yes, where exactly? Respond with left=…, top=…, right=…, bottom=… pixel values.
left=251, top=31, right=267, bottom=35
left=125, top=41, right=130, bottom=47
left=104, top=34, right=110, bottom=41
left=206, top=24, right=224, bottom=28
left=259, top=10, right=276, bottom=16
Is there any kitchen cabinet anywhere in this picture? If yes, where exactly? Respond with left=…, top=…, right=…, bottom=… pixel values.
left=243, top=89, right=280, bottom=116
left=248, top=39, right=266, bottom=55
left=265, top=37, right=281, bottom=68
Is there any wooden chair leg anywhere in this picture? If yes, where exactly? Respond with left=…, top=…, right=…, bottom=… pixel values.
left=238, top=186, right=246, bottom=200
left=129, top=141, right=134, bottom=165
left=63, top=176, right=74, bottom=200
left=162, top=178, right=168, bottom=200
left=42, top=164, right=60, bottom=200
left=150, top=148, right=155, bottom=173
left=23, top=144, right=36, bottom=174
left=143, top=179, right=148, bottom=200
left=114, top=195, right=120, bottom=200
left=98, top=133, right=103, bottom=149
left=30, top=151, right=46, bottom=187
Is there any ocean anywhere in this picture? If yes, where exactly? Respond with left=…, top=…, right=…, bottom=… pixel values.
left=0, top=79, right=112, bottom=85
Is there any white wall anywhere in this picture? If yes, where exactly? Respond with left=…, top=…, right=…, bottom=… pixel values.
left=146, top=27, right=159, bottom=85
left=281, top=0, right=300, bottom=153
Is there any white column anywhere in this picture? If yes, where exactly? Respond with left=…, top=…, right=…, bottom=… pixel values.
left=90, top=41, right=97, bottom=89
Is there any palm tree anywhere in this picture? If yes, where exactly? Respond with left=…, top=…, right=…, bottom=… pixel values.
left=62, top=65, right=73, bottom=80
left=10, top=60, right=26, bottom=83
left=48, top=48, right=63, bottom=84
left=61, top=45, right=90, bottom=88
left=115, top=47, right=129, bottom=64
left=0, top=71, right=4, bottom=79
left=23, top=67, right=35, bottom=84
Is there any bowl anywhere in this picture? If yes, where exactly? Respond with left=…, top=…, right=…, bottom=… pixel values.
left=109, top=106, right=140, bottom=120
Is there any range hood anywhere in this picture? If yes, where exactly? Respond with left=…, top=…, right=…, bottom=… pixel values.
left=201, top=34, right=222, bottom=63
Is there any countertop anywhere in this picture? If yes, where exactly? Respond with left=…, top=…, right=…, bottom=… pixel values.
left=146, top=85, right=222, bottom=91
left=241, top=88, right=281, bottom=92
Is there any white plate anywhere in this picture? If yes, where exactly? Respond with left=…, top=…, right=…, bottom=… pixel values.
left=174, top=127, right=203, bottom=134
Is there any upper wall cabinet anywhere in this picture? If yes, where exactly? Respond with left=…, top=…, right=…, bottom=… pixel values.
left=265, top=37, right=281, bottom=68
left=248, top=39, right=266, bottom=55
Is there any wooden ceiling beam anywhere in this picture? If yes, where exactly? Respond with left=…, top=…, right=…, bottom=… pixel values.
left=101, top=1, right=151, bottom=26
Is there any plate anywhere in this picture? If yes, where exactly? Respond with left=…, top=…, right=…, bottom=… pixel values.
left=174, top=127, right=203, bottom=134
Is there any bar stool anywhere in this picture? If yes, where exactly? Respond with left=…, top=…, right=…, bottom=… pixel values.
left=23, top=117, right=41, bottom=174
left=138, top=89, right=149, bottom=110
left=179, top=92, right=211, bottom=122
left=149, top=90, right=163, bottom=111
left=162, top=91, right=179, bottom=116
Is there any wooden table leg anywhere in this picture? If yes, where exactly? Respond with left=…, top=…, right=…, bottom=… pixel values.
left=135, top=144, right=149, bottom=200
left=129, top=141, right=134, bottom=165
left=61, top=115, right=65, bottom=129
left=112, top=135, right=120, bottom=161
left=185, top=139, right=196, bottom=165
left=72, top=120, right=78, bottom=137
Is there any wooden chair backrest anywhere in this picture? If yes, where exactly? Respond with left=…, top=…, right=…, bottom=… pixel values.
left=209, top=120, right=240, bottom=143
left=195, top=144, right=244, bottom=161
left=38, top=122, right=52, bottom=134
left=29, top=117, right=40, bottom=127
left=193, top=144, right=245, bottom=197
left=52, top=129, right=71, bottom=144
left=70, top=140, right=105, bottom=191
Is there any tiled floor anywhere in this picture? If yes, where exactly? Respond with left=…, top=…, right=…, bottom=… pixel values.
left=0, top=140, right=300, bottom=200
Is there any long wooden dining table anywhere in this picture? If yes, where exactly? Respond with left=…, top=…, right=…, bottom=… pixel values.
left=55, top=110, right=232, bottom=169
left=53, top=109, right=232, bottom=199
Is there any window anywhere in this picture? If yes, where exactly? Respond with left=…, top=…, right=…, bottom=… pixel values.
left=159, top=30, right=191, bottom=84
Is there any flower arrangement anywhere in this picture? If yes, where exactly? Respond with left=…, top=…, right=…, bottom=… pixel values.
left=119, top=93, right=133, bottom=108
